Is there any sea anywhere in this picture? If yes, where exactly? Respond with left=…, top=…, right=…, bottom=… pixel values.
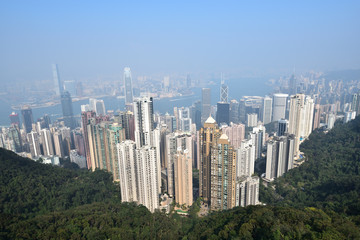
left=0, top=77, right=274, bottom=126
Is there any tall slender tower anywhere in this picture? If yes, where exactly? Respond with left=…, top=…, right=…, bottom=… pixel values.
left=21, top=105, right=33, bottom=133
left=61, top=91, right=76, bottom=129
left=220, top=78, right=228, bottom=103
left=133, top=97, right=154, bottom=148
left=288, top=94, right=314, bottom=158
left=52, top=64, right=63, bottom=96
left=210, top=134, right=236, bottom=211
left=262, top=96, right=273, bottom=124
left=201, top=88, right=211, bottom=123
left=199, top=116, right=221, bottom=204
left=124, top=67, right=134, bottom=104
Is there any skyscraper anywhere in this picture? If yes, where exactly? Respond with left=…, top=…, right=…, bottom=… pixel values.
left=222, top=123, right=245, bottom=149
left=265, top=134, right=295, bottom=181
left=249, top=125, right=266, bottom=160
left=61, top=91, right=76, bottom=129
left=235, top=175, right=259, bottom=207
left=190, top=100, right=202, bottom=130
left=210, top=134, right=236, bottom=211
left=165, top=132, right=193, bottom=197
left=21, top=105, right=33, bottom=133
left=87, top=121, right=125, bottom=180
left=220, top=81, right=228, bottom=103
left=133, top=97, right=154, bottom=148
left=199, top=116, right=221, bottom=204
left=63, top=80, right=76, bottom=97
left=272, top=94, right=288, bottom=122
left=174, top=149, right=193, bottom=206
left=312, top=104, right=321, bottom=130
left=124, top=67, right=134, bottom=104
left=81, top=111, right=96, bottom=169
left=52, top=64, right=63, bottom=96
left=27, top=131, right=41, bottom=158
left=261, top=96, right=272, bottom=124
left=288, top=94, right=314, bottom=158
left=246, top=113, right=258, bottom=127
left=40, top=129, right=54, bottom=156
left=9, top=112, right=20, bottom=127
left=201, top=88, right=211, bottom=123
left=229, top=100, right=240, bottom=123
left=236, top=139, right=255, bottom=177
left=277, top=119, right=288, bottom=136
left=135, top=146, right=159, bottom=212
left=216, top=102, right=230, bottom=125
left=117, top=140, right=138, bottom=202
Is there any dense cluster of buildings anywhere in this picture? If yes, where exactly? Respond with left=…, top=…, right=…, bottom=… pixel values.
left=1, top=68, right=359, bottom=213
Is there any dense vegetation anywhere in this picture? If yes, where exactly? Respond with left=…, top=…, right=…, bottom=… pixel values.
left=1, top=117, right=360, bottom=239
left=260, top=117, right=360, bottom=225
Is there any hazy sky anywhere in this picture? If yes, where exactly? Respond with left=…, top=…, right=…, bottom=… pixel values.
left=1, top=1, right=360, bottom=82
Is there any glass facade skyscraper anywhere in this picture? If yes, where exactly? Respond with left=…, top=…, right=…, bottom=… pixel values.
left=61, top=91, right=76, bottom=129
left=124, top=67, right=133, bottom=104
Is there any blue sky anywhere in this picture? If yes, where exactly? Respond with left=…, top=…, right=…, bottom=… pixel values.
left=1, top=1, right=359, bottom=82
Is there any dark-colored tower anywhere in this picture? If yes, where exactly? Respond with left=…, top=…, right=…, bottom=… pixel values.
left=21, top=106, right=33, bottom=133
left=61, top=91, right=76, bottom=129
left=216, top=102, right=230, bottom=125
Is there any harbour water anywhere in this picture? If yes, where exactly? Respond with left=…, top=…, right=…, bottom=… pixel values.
left=0, top=77, right=274, bottom=126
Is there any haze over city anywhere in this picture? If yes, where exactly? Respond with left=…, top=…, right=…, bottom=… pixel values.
left=1, top=1, right=360, bottom=83
left=1, top=1, right=360, bottom=239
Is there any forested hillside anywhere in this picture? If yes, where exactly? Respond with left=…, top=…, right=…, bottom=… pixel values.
left=260, top=117, right=360, bottom=224
left=1, top=117, right=360, bottom=239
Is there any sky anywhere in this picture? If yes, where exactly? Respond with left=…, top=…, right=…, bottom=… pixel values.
left=0, top=1, right=360, bottom=83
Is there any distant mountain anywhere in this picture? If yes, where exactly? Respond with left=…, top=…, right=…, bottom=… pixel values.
left=1, top=116, right=360, bottom=239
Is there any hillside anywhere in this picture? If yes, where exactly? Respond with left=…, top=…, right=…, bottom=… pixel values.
left=260, top=117, right=360, bottom=224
